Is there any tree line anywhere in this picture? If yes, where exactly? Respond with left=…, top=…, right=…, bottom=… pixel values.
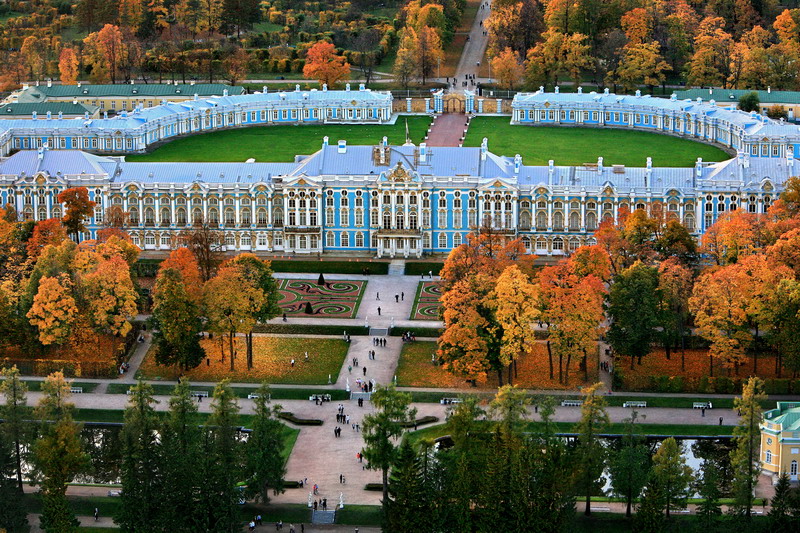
left=436, top=178, right=800, bottom=388
left=0, top=368, right=287, bottom=533
left=481, top=0, right=800, bottom=93
left=374, top=378, right=800, bottom=532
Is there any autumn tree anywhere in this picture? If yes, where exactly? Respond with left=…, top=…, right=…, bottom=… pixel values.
left=27, top=275, right=78, bottom=346
left=27, top=219, right=68, bottom=260
left=489, top=265, right=540, bottom=384
left=302, top=41, right=350, bottom=87
left=80, top=256, right=138, bottom=337
left=393, top=28, right=419, bottom=88
left=160, top=247, right=204, bottom=303
left=0, top=366, right=30, bottom=490
left=204, top=265, right=264, bottom=372
left=222, top=46, right=249, bottom=85
left=651, top=437, right=693, bottom=517
left=491, top=47, right=524, bottom=89
left=33, top=372, right=88, bottom=533
left=57, top=187, right=96, bottom=240
left=177, top=220, right=224, bottom=282
left=58, top=48, right=79, bottom=85
left=574, top=383, right=609, bottom=516
left=730, top=377, right=766, bottom=519
left=152, top=267, right=205, bottom=370
left=21, top=36, right=47, bottom=82
left=84, top=24, right=126, bottom=84
left=687, top=17, right=733, bottom=87
left=525, top=30, right=592, bottom=90
left=657, top=258, right=693, bottom=367
left=614, top=41, right=670, bottom=92
left=417, top=26, right=444, bottom=84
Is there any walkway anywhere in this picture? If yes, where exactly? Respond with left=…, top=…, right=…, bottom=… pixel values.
left=453, top=1, right=492, bottom=88
left=426, top=114, right=469, bottom=147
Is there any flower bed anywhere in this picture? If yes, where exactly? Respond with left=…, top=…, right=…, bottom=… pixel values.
left=409, top=281, right=442, bottom=321
left=277, top=279, right=365, bottom=318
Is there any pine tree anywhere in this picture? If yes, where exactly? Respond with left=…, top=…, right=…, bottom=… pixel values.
left=117, top=381, right=163, bottom=532
left=200, top=380, right=243, bottom=532
left=609, top=412, right=650, bottom=517
left=244, top=384, right=285, bottom=503
left=0, top=427, right=28, bottom=532
left=0, top=366, right=30, bottom=490
left=730, top=377, right=766, bottom=519
left=157, top=378, right=201, bottom=530
left=695, top=460, right=722, bottom=529
left=651, top=437, right=693, bottom=518
left=574, top=383, right=609, bottom=516
left=768, top=472, right=795, bottom=532
left=387, top=439, right=425, bottom=531
left=633, top=480, right=665, bottom=533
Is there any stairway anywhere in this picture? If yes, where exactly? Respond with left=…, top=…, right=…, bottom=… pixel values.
left=311, top=510, right=336, bottom=525
left=388, top=259, right=406, bottom=276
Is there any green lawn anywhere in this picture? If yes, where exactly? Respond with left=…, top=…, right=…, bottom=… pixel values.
left=127, top=116, right=432, bottom=163
left=464, top=118, right=732, bottom=167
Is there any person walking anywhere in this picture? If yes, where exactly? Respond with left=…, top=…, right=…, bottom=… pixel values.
left=377, top=306, right=381, bottom=316
left=94, top=508, right=99, bottom=522
left=395, top=294, right=399, bottom=302
left=363, top=366, right=367, bottom=376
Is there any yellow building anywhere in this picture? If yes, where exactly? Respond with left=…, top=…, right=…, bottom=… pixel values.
left=760, top=402, right=800, bottom=481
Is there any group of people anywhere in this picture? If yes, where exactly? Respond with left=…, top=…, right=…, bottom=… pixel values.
left=600, top=360, right=613, bottom=374
left=401, top=331, right=416, bottom=343
left=313, top=498, right=328, bottom=511
left=373, top=337, right=387, bottom=347
left=355, top=378, right=374, bottom=393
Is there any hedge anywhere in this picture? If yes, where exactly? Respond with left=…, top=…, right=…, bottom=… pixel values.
left=278, top=412, right=324, bottom=426
left=620, top=374, right=800, bottom=395
left=269, top=260, right=389, bottom=274
left=0, top=358, right=116, bottom=379
left=405, top=262, right=444, bottom=276
left=400, top=415, right=439, bottom=428
left=390, top=327, right=443, bottom=338
left=252, top=324, right=369, bottom=336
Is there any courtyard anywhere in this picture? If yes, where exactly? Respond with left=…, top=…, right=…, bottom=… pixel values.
left=463, top=117, right=732, bottom=167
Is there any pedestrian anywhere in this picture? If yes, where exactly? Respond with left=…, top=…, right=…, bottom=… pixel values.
left=376, top=292, right=380, bottom=300
left=314, top=500, right=318, bottom=510
left=348, top=365, right=352, bottom=373
left=257, top=515, right=263, bottom=526
left=719, top=416, right=723, bottom=426
left=342, top=474, right=346, bottom=484
left=340, top=473, right=343, bottom=483
left=282, top=312, right=287, bottom=322
left=301, top=525, right=305, bottom=533
left=290, top=525, right=295, bottom=533
left=395, top=294, right=399, bottom=303
left=401, top=291, right=404, bottom=301
left=291, top=358, right=295, bottom=367
left=346, top=414, right=351, bottom=424
left=701, top=407, right=705, bottom=417
left=249, top=520, right=256, bottom=532
left=334, top=427, right=338, bottom=438
left=94, top=508, right=99, bottom=521
left=305, top=351, right=309, bottom=362
left=363, top=366, right=367, bottom=376
left=377, top=306, right=381, bottom=316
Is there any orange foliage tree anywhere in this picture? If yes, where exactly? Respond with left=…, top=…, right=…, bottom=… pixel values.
left=26, top=275, right=78, bottom=346
left=57, top=187, right=96, bottom=240
left=58, top=48, right=79, bottom=85
left=302, top=41, right=350, bottom=87
left=80, top=256, right=138, bottom=337
left=491, top=47, right=524, bottom=89
left=160, top=247, right=204, bottom=304
left=27, top=219, right=68, bottom=260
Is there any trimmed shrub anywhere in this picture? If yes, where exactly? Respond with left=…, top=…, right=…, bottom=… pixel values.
left=765, top=379, right=791, bottom=395
left=405, top=262, right=444, bottom=276
left=278, top=412, right=323, bottom=426
left=269, top=260, right=389, bottom=274
left=252, top=324, right=369, bottom=336
left=400, top=415, right=439, bottom=428
left=390, top=327, right=443, bottom=338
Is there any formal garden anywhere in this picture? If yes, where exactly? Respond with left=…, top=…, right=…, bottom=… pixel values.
left=137, top=335, right=349, bottom=384
left=463, top=118, right=732, bottom=167
left=277, top=278, right=366, bottom=318
left=409, top=281, right=442, bottom=320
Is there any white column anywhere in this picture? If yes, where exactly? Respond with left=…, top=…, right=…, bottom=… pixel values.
left=235, top=196, right=241, bottom=226
left=546, top=200, right=553, bottom=231
left=580, top=198, right=586, bottom=231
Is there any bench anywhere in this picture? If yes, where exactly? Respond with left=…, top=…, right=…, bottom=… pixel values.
left=191, top=390, right=209, bottom=398
left=309, top=394, right=331, bottom=402
left=70, top=387, right=83, bottom=394
left=561, top=399, right=583, bottom=407
left=623, top=401, right=647, bottom=408
left=693, top=401, right=712, bottom=409
left=440, top=398, right=462, bottom=405
left=107, top=490, right=122, bottom=497
left=590, top=507, right=610, bottom=512
left=247, top=393, right=270, bottom=400
left=126, top=389, right=135, bottom=395
left=674, top=509, right=690, bottom=514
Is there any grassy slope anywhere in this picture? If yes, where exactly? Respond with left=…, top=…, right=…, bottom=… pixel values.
left=126, top=116, right=432, bottom=162
left=464, top=118, right=732, bottom=167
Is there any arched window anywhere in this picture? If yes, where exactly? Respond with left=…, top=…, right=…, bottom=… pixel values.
left=355, top=232, right=364, bottom=247
left=396, top=212, right=404, bottom=229
left=409, top=213, right=418, bottom=230
left=341, top=232, right=350, bottom=247
left=791, top=460, right=798, bottom=478
left=569, top=212, right=580, bottom=230
left=765, top=450, right=773, bottom=464
left=383, top=212, right=392, bottom=229
left=586, top=212, right=597, bottom=231
left=177, top=208, right=187, bottom=225
left=224, top=208, right=235, bottom=226
left=553, top=211, right=564, bottom=230
left=552, top=237, right=564, bottom=251
left=241, top=208, right=251, bottom=225
left=257, top=208, right=268, bottom=226
left=192, top=208, right=202, bottom=225
left=438, top=233, right=447, bottom=248
left=160, top=208, right=170, bottom=225
left=520, top=211, right=531, bottom=229
left=326, top=232, right=335, bottom=247
left=536, top=211, right=546, bottom=230
left=144, top=207, right=155, bottom=226
left=453, top=233, right=462, bottom=247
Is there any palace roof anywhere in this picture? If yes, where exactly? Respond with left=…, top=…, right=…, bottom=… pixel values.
left=12, top=83, right=244, bottom=101
left=763, top=402, right=800, bottom=431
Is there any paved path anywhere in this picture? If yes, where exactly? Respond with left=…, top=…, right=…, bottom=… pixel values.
left=453, top=0, right=492, bottom=89
left=426, top=114, right=469, bottom=146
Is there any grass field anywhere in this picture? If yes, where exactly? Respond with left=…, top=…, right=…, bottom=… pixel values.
left=464, top=118, right=732, bottom=167
left=137, top=336, right=348, bottom=384
left=126, top=116, right=432, bottom=162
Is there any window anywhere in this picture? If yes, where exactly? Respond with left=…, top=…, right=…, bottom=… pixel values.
left=438, top=234, right=447, bottom=248
left=792, top=460, right=798, bottom=478
left=355, top=232, right=364, bottom=247
left=453, top=233, right=462, bottom=247
left=326, top=209, right=334, bottom=226
left=765, top=450, right=773, bottom=464
left=552, top=238, right=564, bottom=250
left=341, top=232, right=349, bottom=247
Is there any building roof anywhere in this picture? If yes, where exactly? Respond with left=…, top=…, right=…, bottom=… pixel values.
left=674, top=88, right=800, bottom=105
left=763, top=402, right=800, bottom=431
left=0, top=102, right=98, bottom=117
left=13, top=83, right=244, bottom=102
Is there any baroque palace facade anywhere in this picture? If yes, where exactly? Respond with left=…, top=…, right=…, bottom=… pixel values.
left=0, top=89, right=794, bottom=257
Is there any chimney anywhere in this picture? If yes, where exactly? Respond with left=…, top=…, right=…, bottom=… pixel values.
left=695, top=157, right=703, bottom=178
left=548, top=160, right=554, bottom=185
left=295, top=84, right=300, bottom=92
left=190, top=80, right=195, bottom=85
left=58, top=111, right=63, bottom=119
left=72, top=98, right=77, bottom=105
left=538, top=86, right=544, bottom=93
left=193, top=93, right=198, bottom=100
left=323, top=136, right=329, bottom=147
left=645, top=157, right=652, bottom=187
left=338, top=140, right=347, bottom=153
left=37, top=146, right=44, bottom=160
left=768, top=86, right=771, bottom=93
left=382, top=136, right=388, bottom=147
left=359, top=83, right=365, bottom=91
left=597, top=156, right=603, bottom=173
left=670, top=93, right=677, bottom=101
left=130, top=79, right=134, bottom=85
left=32, top=111, right=37, bottom=119
left=604, top=88, right=610, bottom=95
left=223, top=89, right=228, bottom=97
left=635, top=89, right=641, bottom=97
left=77, top=82, right=81, bottom=88
left=346, top=83, right=351, bottom=91
left=263, top=86, right=268, bottom=93
left=480, top=137, right=488, bottom=161
left=104, top=111, right=108, bottom=119
left=46, top=111, right=51, bottom=119
left=709, top=88, right=713, bottom=95
left=323, top=83, right=328, bottom=91
left=419, top=143, right=427, bottom=163
left=84, top=111, right=89, bottom=119
left=577, top=87, right=582, bottom=94
left=514, top=154, right=521, bottom=174
left=47, top=79, right=52, bottom=87
left=555, top=86, right=560, bottom=94
left=22, top=83, right=28, bottom=90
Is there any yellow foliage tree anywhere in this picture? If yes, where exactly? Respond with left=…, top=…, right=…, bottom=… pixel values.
left=27, top=275, right=78, bottom=346
left=80, top=256, right=138, bottom=337
left=302, top=41, right=350, bottom=87
left=58, top=48, right=79, bottom=85
left=491, top=47, right=524, bottom=90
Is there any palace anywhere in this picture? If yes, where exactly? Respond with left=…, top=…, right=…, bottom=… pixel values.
left=0, top=136, right=790, bottom=258
left=0, top=89, right=794, bottom=257
left=761, top=402, right=800, bottom=482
